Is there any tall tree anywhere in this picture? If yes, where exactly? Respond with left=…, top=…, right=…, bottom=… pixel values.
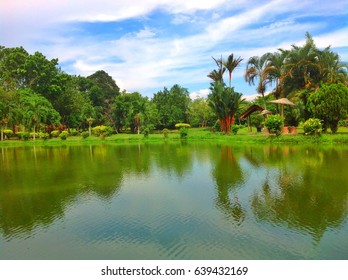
left=245, top=52, right=272, bottom=109
left=152, top=84, right=190, bottom=129
left=223, top=53, right=243, bottom=88
left=19, top=89, right=60, bottom=140
left=208, top=82, right=244, bottom=134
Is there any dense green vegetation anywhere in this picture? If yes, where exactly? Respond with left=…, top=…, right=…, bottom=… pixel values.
left=0, top=33, right=347, bottom=143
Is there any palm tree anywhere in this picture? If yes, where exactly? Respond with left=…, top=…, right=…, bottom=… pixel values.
left=267, top=50, right=288, bottom=99
left=245, top=52, right=272, bottom=109
left=223, top=53, right=243, bottom=88
left=208, top=82, right=244, bottom=134
left=317, top=47, right=348, bottom=85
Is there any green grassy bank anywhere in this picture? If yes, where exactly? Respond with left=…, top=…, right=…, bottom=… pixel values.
left=1, top=126, right=348, bottom=147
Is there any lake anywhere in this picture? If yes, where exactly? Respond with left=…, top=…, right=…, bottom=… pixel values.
left=0, top=142, right=347, bottom=259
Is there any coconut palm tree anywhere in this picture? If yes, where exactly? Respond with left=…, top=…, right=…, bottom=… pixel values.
left=245, top=52, right=272, bottom=109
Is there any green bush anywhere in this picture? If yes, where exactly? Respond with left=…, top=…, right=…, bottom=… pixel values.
left=180, top=127, right=188, bottom=139
left=16, top=132, right=30, bottom=140
left=303, top=118, right=322, bottom=136
left=29, top=132, right=39, bottom=139
left=92, top=125, right=113, bottom=137
left=231, top=125, right=240, bottom=135
left=81, top=131, right=89, bottom=139
left=214, top=120, right=221, bottom=132
left=162, top=128, right=169, bottom=138
left=142, top=127, right=150, bottom=138
left=175, top=123, right=191, bottom=129
left=39, top=132, right=49, bottom=140
left=265, top=114, right=284, bottom=136
left=338, top=119, right=348, bottom=127
left=3, top=129, right=13, bottom=138
left=70, top=129, right=79, bottom=136
left=50, top=130, right=60, bottom=138
left=59, top=131, right=68, bottom=140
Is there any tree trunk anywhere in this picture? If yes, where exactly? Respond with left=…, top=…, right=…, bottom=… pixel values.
left=33, top=124, right=36, bottom=141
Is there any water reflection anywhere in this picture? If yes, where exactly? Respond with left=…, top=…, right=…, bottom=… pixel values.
left=0, top=143, right=347, bottom=259
left=251, top=146, right=348, bottom=242
left=212, top=145, right=246, bottom=225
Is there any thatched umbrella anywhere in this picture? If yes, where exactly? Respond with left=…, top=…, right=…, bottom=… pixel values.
left=258, top=109, right=272, bottom=116
left=269, top=98, right=295, bottom=117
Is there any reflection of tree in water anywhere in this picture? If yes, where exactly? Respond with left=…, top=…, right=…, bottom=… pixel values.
left=212, top=145, right=246, bottom=225
left=153, top=141, right=193, bottom=178
left=251, top=147, right=348, bottom=242
left=0, top=145, right=150, bottom=238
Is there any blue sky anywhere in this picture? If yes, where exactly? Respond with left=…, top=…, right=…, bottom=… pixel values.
left=1, top=0, right=348, bottom=100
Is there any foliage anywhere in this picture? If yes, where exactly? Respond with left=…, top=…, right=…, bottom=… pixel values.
left=92, top=125, right=113, bottom=137
left=175, top=123, right=191, bottom=128
left=162, top=128, right=169, bottom=138
left=303, top=118, right=322, bottom=136
left=231, top=125, right=240, bottom=135
left=39, top=132, right=49, bottom=140
left=81, top=131, right=89, bottom=139
left=69, top=128, right=79, bottom=136
left=50, top=130, right=60, bottom=138
left=307, top=83, right=348, bottom=133
left=180, top=127, right=188, bottom=139
left=338, top=119, right=348, bottom=127
left=59, top=131, right=68, bottom=140
left=142, top=127, right=150, bottom=138
left=188, top=97, right=215, bottom=127
left=208, top=82, right=244, bottom=134
left=4, top=129, right=13, bottom=138
left=16, top=132, right=30, bottom=140
left=152, top=84, right=190, bottom=129
left=265, top=114, right=284, bottom=136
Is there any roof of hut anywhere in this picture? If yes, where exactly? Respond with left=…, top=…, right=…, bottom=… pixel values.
left=240, top=104, right=264, bottom=119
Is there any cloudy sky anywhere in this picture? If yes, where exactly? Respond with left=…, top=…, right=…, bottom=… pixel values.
left=1, top=0, right=348, bottom=99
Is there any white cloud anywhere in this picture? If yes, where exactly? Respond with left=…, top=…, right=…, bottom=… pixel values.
left=1, top=0, right=347, bottom=97
left=190, top=89, right=210, bottom=100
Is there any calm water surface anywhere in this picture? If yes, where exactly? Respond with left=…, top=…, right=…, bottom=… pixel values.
left=0, top=142, right=347, bottom=259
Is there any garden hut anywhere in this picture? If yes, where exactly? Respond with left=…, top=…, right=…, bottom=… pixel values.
left=240, top=104, right=264, bottom=132
left=269, top=98, right=295, bottom=118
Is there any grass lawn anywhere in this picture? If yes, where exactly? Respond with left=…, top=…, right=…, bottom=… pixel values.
left=1, top=126, right=348, bottom=147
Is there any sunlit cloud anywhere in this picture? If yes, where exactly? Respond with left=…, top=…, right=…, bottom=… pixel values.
left=1, top=0, right=347, bottom=98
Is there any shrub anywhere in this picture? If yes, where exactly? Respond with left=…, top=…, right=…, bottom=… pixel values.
left=338, top=119, right=348, bottom=127
left=180, top=127, right=188, bottom=139
left=231, top=125, right=240, bottom=135
left=214, top=120, right=221, bottom=132
left=50, top=130, right=60, bottom=138
left=3, top=129, right=13, bottom=138
left=39, top=132, right=49, bottom=140
left=59, top=131, right=68, bottom=140
left=70, top=129, right=79, bottom=136
left=142, top=127, right=150, bottom=138
left=16, top=132, right=30, bottom=140
left=92, top=125, right=113, bottom=137
left=303, top=118, right=322, bottom=136
left=29, top=132, right=39, bottom=139
left=265, top=114, right=284, bottom=136
left=175, top=123, right=191, bottom=129
left=162, top=128, right=169, bottom=138
left=81, top=131, right=89, bottom=139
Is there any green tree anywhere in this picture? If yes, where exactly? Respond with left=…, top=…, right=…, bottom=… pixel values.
left=0, top=88, right=19, bottom=140
left=208, top=82, right=244, bottom=134
left=152, top=84, right=190, bottom=129
left=245, top=53, right=272, bottom=109
left=223, top=53, right=243, bottom=88
left=19, top=89, right=60, bottom=140
left=307, top=83, right=348, bottom=133
left=188, top=98, right=215, bottom=127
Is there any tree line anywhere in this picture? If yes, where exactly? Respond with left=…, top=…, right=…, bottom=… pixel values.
left=0, top=46, right=216, bottom=140
left=208, top=32, right=348, bottom=133
left=1, top=33, right=348, bottom=140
